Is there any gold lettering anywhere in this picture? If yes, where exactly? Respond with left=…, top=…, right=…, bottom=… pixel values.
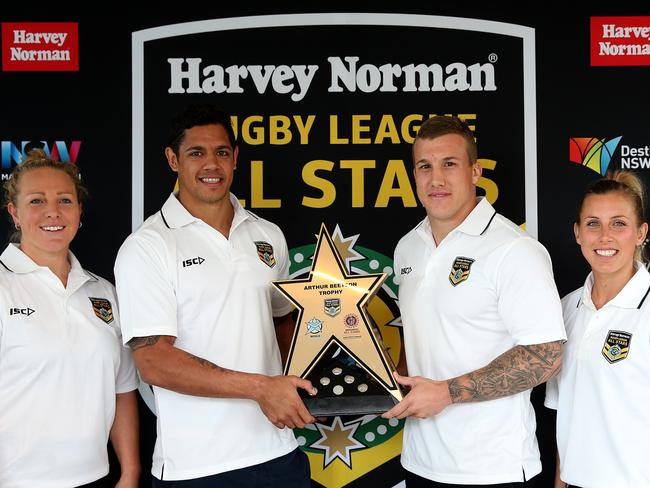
left=375, top=159, right=417, bottom=207
left=250, top=160, right=281, bottom=208
left=302, top=160, right=336, bottom=208
left=340, top=160, right=376, bottom=207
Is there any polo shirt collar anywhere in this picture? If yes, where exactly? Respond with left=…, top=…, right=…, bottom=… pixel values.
left=414, top=217, right=436, bottom=248
left=160, top=192, right=250, bottom=229
left=415, top=197, right=497, bottom=248
left=580, top=263, right=650, bottom=310
left=455, top=197, right=498, bottom=236
left=160, top=193, right=199, bottom=228
left=0, top=243, right=98, bottom=283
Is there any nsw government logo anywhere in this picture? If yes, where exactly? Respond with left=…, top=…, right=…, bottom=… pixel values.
left=569, top=136, right=622, bottom=175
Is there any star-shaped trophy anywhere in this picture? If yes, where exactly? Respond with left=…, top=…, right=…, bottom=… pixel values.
left=273, top=224, right=403, bottom=416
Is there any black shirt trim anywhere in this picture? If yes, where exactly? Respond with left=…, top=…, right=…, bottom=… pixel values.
left=160, top=210, right=170, bottom=229
left=637, top=285, right=650, bottom=309
left=479, top=211, right=498, bottom=235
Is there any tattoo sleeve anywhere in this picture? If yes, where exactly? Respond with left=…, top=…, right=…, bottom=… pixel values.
left=447, top=341, right=562, bottom=404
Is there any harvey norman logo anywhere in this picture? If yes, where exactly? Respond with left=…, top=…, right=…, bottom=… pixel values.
left=591, top=16, right=650, bottom=66
left=168, top=55, right=498, bottom=102
left=133, top=14, right=538, bottom=235
left=1, top=22, right=79, bottom=71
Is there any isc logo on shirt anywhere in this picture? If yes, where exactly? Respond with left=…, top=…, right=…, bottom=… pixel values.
left=9, top=307, right=35, bottom=316
left=182, top=256, right=205, bottom=267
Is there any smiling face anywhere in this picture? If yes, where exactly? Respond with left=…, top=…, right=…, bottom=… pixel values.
left=575, top=191, right=648, bottom=279
left=413, top=133, right=482, bottom=241
left=165, top=123, right=238, bottom=218
left=7, top=167, right=81, bottom=262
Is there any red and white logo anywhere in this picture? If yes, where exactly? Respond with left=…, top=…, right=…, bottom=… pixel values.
left=1, top=22, right=79, bottom=71
left=591, top=16, right=650, bottom=66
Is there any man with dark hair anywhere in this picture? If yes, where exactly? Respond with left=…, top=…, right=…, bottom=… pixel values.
left=166, top=104, right=237, bottom=154
left=115, top=103, right=315, bottom=486
left=384, top=115, right=566, bottom=487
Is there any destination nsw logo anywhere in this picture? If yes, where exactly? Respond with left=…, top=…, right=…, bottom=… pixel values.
left=569, top=136, right=622, bottom=175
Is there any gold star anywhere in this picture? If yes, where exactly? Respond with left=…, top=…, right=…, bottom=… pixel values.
left=330, top=225, right=365, bottom=272
left=310, top=417, right=365, bottom=468
left=274, top=224, right=402, bottom=401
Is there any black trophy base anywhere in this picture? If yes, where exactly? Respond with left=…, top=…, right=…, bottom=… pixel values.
left=297, top=344, right=401, bottom=416
left=303, top=394, right=398, bottom=417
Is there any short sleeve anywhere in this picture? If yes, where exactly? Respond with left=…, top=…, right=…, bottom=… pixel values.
left=101, top=281, right=139, bottom=393
left=115, top=339, right=138, bottom=393
left=393, top=247, right=402, bottom=288
left=544, top=376, right=558, bottom=410
left=496, top=238, right=567, bottom=345
left=270, top=231, right=294, bottom=317
left=114, top=234, right=178, bottom=344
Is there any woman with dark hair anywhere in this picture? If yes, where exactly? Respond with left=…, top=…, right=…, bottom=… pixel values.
left=0, top=149, right=140, bottom=487
left=546, top=171, right=650, bottom=488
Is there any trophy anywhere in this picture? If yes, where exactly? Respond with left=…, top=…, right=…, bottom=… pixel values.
left=273, top=224, right=403, bottom=416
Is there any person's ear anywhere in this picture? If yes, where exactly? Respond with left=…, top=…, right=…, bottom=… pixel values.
left=165, top=147, right=179, bottom=173
left=637, top=222, right=648, bottom=247
left=471, top=162, right=482, bottom=185
left=7, top=202, right=20, bottom=229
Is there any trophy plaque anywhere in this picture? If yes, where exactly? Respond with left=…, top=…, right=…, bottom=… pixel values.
left=273, top=224, right=403, bottom=416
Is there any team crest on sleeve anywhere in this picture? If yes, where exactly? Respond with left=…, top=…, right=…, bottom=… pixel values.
left=602, top=330, right=631, bottom=363
left=449, top=256, right=475, bottom=286
left=89, top=297, right=114, bottom=324
left=254, top=241, right=276, bottom=268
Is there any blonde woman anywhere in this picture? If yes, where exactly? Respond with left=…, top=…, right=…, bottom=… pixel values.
left=0, top=150, right=140, bottom=487
left=546, top=171, right=650, bottom=488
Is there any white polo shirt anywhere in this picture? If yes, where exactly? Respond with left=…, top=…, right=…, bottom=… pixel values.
left=0, top=244, right=137, bottom=488
left=545, top=264, right=650, bottom=487
left=394, top=197, right=566, bottom=485
left=114, top=193, right=296, bottom=481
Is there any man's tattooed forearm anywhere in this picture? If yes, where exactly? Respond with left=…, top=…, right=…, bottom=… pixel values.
left=127, top=335, right=162, bottom=351
left=127, top=335, right=224, bottom=372
left=187, top=353, right=223, bottom=371
left=448, top=341, right=562, bottom=403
